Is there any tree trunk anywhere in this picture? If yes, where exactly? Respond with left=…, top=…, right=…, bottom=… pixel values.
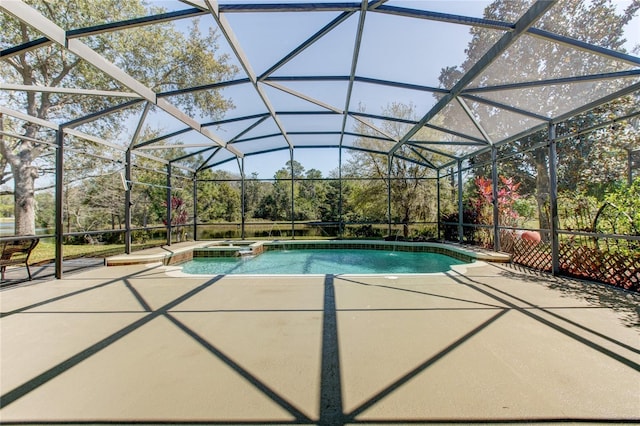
left=1, top=116, right=43, bottom=237
left=13, top=161, right=38, bottom=235
left=402, top=208, right=410, bottom=238
left=534, top=148, right=551, bottom=237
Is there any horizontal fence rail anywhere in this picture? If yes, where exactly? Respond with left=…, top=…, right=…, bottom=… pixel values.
left=3, top=219, right=637, bottom=291
left=439, top=221, right=638, bottom=291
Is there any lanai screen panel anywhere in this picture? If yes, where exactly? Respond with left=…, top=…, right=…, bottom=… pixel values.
left=1, top=0, right=639, bottom=175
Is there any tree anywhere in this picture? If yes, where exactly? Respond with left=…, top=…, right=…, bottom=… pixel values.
left=75, top=172, right=125, bottom=243
left=319, top=174, right=344, bottom=223
left=440, top=0, right=639, bottom=230
left=345, top=102, right=438, bottom=237
left=555, top=97, right=640, bottom=197
left=252, top=160, right=334, bottom=222
left=255, top=161, right=300, bottom=221
left=244, top=172, right=270, bottom=219
left=0, top=194, right=13, bottom=218
left=602, top=177, right=640, bottom=236
left=34, top=191, right=55, bottom=231
left=0, top=0, right=237, bottom=235
left=197, top=170, right=241, bottom=222
left=296, top=168, right=327, bottom=220
left=128, top=153, right=172, bottom=229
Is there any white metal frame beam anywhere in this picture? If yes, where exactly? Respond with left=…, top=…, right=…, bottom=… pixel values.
left=202, top=0, right=294, bottom=150
left=0, top=0, right=243, bottom=159
left=390, top=0, right=558, bottom=155
left=1, top=103, right=195, bottom=173
left=456, top=97, right=493, bottom=145
left=264, top=79, right=401, bottom=147
left=2, top=0, right=638, bottom=169
left=338, top=0, right=371, bottom=149
left=1, top=83, right=141, bottom=99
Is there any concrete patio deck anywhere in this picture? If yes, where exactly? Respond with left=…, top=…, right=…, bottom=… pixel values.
left=1, top=257, right=638, bottom=424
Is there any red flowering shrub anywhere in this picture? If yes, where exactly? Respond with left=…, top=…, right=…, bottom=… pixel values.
left=162, top=196, right=189, bottom=241
left=472, top=176, right=521, bottom=227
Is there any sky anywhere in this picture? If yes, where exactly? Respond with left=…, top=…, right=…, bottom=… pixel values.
left=1, top=0, right=637, bottom=204
left=140, top=0, right=494, bottom=178
left=7, top=0, right=633, bottom=182
left=135, top=0, right=640, bottom=179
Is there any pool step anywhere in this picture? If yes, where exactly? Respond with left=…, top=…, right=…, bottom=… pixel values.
left=236, top=249, right=255, bottom=258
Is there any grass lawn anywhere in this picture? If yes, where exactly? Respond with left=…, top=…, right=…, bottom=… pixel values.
left=28, top=238, right=168, bottom=265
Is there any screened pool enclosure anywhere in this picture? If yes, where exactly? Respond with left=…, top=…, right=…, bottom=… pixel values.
left=1, top=0, right=639, bottom=288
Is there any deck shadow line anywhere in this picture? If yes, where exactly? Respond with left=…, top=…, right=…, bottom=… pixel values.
left=465, top=270, right=640, bottom=355
left=446, top=270, right=640, bottom=371
left=0, top=275, right=225, bottom=408
left=490, top=263, right=640, bottom=328
left=335, top=275, right=504, bottom=309
left=345, top=308, right=510, bottom=421
left=165, top=313, right=313, bottom=423
left=0, top=416, right=637, bottom=425
left=123, top=278, right=153, bottom=312
left=0, top=265, right=166, bottom=318
left=319, top=274, right=342, bottom=425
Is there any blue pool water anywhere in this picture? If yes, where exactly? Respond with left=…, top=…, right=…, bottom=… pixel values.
left=181, top=249, right=466, bottom=275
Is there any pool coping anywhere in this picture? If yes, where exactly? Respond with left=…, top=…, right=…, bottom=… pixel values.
left=105, top=240, right=510, bottom=267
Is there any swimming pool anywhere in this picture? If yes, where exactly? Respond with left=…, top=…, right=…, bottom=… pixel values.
left=180, top=248, right=467, bottom=275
